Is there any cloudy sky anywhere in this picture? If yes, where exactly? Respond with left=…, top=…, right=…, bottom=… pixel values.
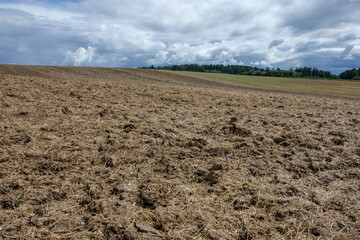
left=0, top=0, right=359, bottom=74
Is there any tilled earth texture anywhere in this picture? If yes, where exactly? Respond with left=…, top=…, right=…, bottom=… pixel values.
left=0, top=65, right=359, bottom=240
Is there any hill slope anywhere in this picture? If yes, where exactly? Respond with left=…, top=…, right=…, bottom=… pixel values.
left=0, top=65, right=359, bottom=239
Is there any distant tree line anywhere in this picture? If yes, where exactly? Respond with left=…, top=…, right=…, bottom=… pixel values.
left=143, top=64, right=360, bottom=81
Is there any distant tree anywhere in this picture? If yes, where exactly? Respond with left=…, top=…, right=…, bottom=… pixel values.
left=277, top=70, right=284, bottom=77
left=340, top=68, right=359, bottom=79
left=226, top=66, right=234, bottom=74
left=352, top=68, right=359, bottom=77
left=312, top=68, right=319, bottom=77
left=198, top=66, right=205, bottom=72
left=288, top=69, right=294, bottom=77
left=264, top=67, right=269, bottom=76
left=304, top=67, right=312, bottom=77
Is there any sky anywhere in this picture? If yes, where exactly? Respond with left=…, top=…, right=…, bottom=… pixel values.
left=0, top=0, right=359, bottom=74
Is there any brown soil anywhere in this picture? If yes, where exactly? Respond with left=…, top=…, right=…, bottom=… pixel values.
left=0, top=65, right=359, bottom=239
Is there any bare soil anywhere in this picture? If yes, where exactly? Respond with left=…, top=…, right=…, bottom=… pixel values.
left=0, top=65, right=359, bottom=239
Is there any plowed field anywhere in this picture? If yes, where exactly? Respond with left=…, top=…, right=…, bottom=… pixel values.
left=0, top=65, right=359, bottom=239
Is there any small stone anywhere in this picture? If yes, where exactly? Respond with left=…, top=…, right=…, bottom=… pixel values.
left=208, top=230, right=224, bottom=240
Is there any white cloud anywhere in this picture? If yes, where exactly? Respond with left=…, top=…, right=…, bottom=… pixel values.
left=146, top=51, right=168, bottom=66
left=345, top=45, right=360, bottom=60
left=66, top=46, right=95, bottom=66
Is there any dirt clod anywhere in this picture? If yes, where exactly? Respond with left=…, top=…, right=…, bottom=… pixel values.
left=210, top=163, right=223, bottom=171
left=333, top=138, right=345, bottom=146
left=61, top=107, right=71, bottom=114
left=273, top=136, right=284, bottom=144
left=1, top=199, right=14, bottom=209
left=223, top=123, right=252, bottom=137
left=87, top=200, right=103, bottom=214
left=233, top=199, right=248, bottom=210
left=101, top=156, right=115, bottom=167
left=126, top=222, right=163, bottom=239
left=138, top=189, right=160, bottom=209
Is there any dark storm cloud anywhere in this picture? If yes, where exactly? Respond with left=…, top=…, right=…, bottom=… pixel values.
left=0, top=0, right=359, bottom=73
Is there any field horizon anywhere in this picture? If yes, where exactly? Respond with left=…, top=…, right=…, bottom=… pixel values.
left=2, top=64, right=360, bottom=97
left=1, top=65, right=359, bottom=239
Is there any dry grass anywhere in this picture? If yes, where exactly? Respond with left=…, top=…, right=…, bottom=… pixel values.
left=0, top=65, right=359, bottom=239
left=184, top=71, right=360, bottom=96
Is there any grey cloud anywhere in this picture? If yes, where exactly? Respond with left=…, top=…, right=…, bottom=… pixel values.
left=269, top=40, right=284, bottom=49
left=295, top=41, right=321, bottom=53
left=0, top=6, right=91, bottom=65
left=281, top=0, right=360, bottom=33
